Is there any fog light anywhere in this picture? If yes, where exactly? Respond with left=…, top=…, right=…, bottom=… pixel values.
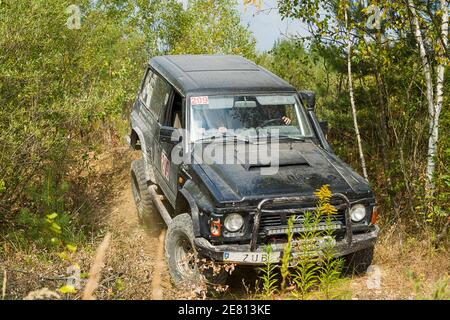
left=224, top=213, right=244, bottom=232
left=210, top=219, right=221, bottom=237
left=350, top=204, right=366, bottom=222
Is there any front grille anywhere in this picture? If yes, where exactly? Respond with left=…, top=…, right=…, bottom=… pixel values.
left=258, top=201, right=347, bottom=236
left=260, top=210, right=346, bottom=228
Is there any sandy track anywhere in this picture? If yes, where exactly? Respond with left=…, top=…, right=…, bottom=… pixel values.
left=93, top=149, right=178, bottom=299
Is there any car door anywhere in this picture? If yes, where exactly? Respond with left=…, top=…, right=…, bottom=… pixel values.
left=134, top=68, right=159, bottom=174
left=159, top=91, right=185, bottom=202
left=148, top=73, right=178, bottom=205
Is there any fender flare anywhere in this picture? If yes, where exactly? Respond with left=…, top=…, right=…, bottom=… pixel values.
left=131, top=126, right=147, bottom=154
left=179, top=188, right=201, bottom=237
left=131, top=127, right=153, bottom=183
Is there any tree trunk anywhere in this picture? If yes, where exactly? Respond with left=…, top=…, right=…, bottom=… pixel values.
left=409, top=0, right=448, bottom=194
left=375, top=71, right=389, bottom=178
left=430, top=0, right=448, bottom=185
left=345, top=10, right=368, bottom=181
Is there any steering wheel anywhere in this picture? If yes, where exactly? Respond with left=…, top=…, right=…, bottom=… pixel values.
left=261, top=118, right=284, bottom=127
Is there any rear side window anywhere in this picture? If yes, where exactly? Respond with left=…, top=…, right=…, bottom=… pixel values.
left=140, top=69, right=171, bottom=120
left=151, top=75, right=171, bottom=119
left=140, top=70, right=155, bottom=108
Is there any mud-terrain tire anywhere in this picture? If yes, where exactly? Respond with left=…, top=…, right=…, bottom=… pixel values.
left=165, top=214, right=229, bottom=288
left=131, top=159, right=153, bottom=222
left=344, top=246, right=374, bottom=275
left=165, top=214, right=200, bottom=287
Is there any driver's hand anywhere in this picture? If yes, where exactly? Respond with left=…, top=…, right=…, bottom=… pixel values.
left=282, top=116, right=292, bottom=125
left=218, top=127, right=228, bottom=134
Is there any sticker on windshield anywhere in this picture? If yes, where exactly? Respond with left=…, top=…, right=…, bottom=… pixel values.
left=190, top=96, right=209, bottom=105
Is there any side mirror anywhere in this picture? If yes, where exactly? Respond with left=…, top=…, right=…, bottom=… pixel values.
left=319, top=121, right=329, bottom=135
left=160, top=126, right=183, bottom=144
left=299, top=91, right=316, bottom=111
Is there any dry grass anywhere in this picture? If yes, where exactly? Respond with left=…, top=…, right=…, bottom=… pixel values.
left=82, top=232, right=111, bottom=300
left=23, top=288, right=60, bottom=300
left=351, top=222, right=449, bottom=300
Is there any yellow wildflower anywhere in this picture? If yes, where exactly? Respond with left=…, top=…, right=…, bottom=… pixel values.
left=314, top=185, right=332, bottom=202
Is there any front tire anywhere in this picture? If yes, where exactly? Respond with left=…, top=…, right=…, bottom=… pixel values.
left=165, top=214, right=200, bottom=287
left=165, top=214, right=229, bottom=288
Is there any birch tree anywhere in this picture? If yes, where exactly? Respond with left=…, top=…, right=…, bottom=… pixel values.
left=345, top=7, right=369, bottom=180
left=275, top=0, right=371, bottom=179
left=408, top=0, right=449, bottom=195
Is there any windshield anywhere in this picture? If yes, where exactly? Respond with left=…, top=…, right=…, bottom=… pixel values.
left=189, top=95, right=314, bottom=142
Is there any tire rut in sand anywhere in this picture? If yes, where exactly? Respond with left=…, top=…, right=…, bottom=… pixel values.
left=98, top=149, right=177, bottom=299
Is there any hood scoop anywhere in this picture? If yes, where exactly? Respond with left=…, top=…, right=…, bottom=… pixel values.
left=242, top=154, right=310, bottom=171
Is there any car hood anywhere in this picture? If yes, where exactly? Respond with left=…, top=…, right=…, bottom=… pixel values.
left=191, top=141, right=372, bottom=204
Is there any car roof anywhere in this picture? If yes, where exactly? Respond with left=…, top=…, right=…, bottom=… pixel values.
left=149, top=55, right=297, bottom=96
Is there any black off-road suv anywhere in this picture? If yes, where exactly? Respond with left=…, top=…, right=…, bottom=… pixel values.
left=127, top=55, right=379, bottom=286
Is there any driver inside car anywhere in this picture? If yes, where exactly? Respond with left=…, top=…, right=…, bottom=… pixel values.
left=211, top=114, right=292, bottom=134
left=191, top=99, right=294, bottom=139
left=260, top=104, right=293, bottom=127
left=217, top=108, right=293, bottom=132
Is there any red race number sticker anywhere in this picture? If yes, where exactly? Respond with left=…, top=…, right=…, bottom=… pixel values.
left=190, top=96, right=209, bottom=105
left=161, top=152, right=170, bottom=180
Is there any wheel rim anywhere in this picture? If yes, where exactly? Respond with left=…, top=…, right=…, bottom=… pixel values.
left=174, top=235, right=196, bottom=277
left=131, top=175, right=144, bottom=217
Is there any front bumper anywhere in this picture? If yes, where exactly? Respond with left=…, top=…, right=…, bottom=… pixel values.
left=194, top=226, right=379, bottom=265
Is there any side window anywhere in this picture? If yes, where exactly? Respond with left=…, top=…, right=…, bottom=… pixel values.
left=139, top=69, right=155, bottom=108
left=139, top=70, right=170, bottom=121
left=163, top=92, right=184, bottom=129
left=150, top=75, right=171, bottom=120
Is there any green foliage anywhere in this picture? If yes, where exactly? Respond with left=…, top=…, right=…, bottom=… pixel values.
left=267, top=0, right=450, bottom=235
left=257, top=185, right=348, bottom=300
left=408, top=271, right=450, bottom=300
left=257, top=245, right=279, bottom=298
left=169, top=0, right=256, bottom=58
left=292, top=212, right=321, bottom=299
left=0, top=0, right=147, bottom=227
left=280, top=216, right=295, bottom=291
left=431, top=275, right=450, bottom=300
left=0, top=0, right=256, bottom=251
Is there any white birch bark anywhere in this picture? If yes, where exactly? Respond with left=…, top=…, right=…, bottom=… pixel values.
left=345, top=10, right=369, bottom=181
left=409, top=0, right=448, bottom=192
left=429, top=0, right=449, bottom=188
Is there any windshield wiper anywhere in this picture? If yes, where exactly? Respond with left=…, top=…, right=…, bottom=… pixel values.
left=262, top=132, right=306, bottom=142
left=195, top=132, right=250, bottom=144
left=278, top=135, right=306, bottom=142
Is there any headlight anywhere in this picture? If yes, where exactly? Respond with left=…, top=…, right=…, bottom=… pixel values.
left=350, top=204, right=366, bottom=222
left=224, top=213, right=244, bottom=232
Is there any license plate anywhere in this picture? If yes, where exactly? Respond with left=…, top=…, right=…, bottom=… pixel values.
left=223, top=251, right=281, bottom=264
